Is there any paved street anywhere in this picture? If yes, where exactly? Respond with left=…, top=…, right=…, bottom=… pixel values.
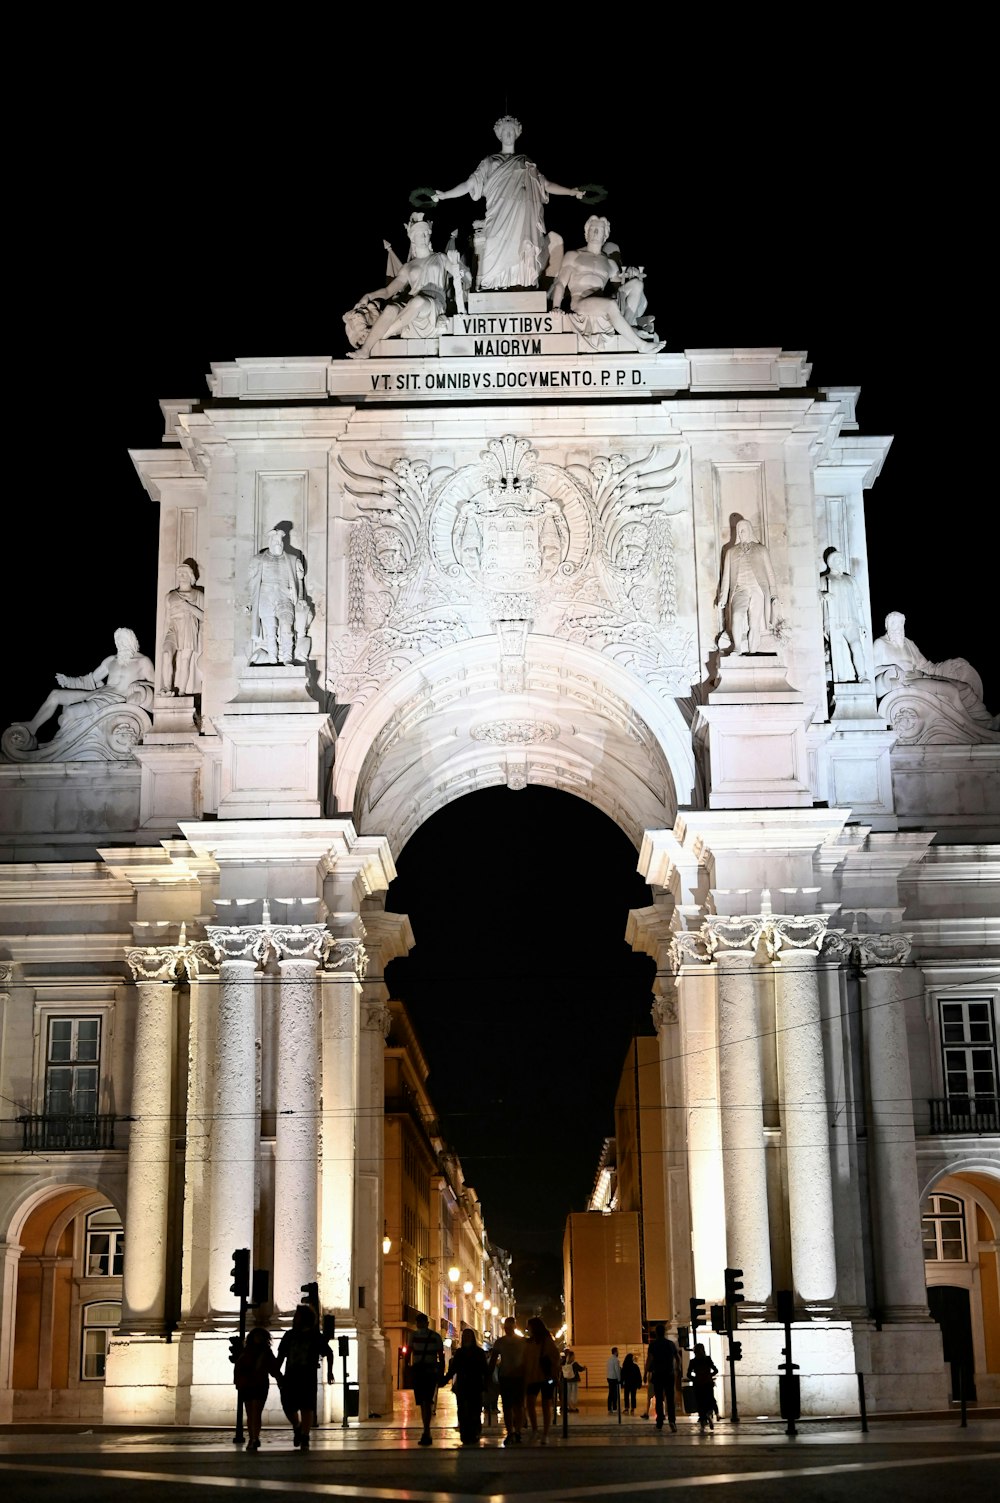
left=1, top=1394, right=997, bottom=1503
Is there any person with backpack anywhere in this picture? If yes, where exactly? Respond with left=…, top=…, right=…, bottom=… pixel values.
left=233, top=1326, right=280, bottom=1451
left=274, top=1303, right=333, bottom=1450
left=408, top=1311, right=445, bottom=1445
left=687, top=1342, right=719, bottom=1431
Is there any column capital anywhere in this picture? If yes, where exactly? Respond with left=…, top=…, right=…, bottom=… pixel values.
left=766, top=914, right=829, bottom=961
left=703, top=915, right=768, bottom=958
left=322, top=937, right=370, bottom=980
left=125, top=926, right=218, bottom=982
left=651, top=976, right=678, bottom=1029
left=668, top=931, right=712, bottom=971
left=856, top=932, right=913, bottom=969
left=271, top=924, right=329, bottom=962
left=362, top=1001, right=392, bottom=1037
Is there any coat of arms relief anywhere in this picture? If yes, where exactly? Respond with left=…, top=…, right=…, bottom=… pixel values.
left=328, top=435, right=697, bottom=707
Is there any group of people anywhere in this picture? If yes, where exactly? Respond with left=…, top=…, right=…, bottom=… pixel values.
left=408, top=1311, right=563, bottom=1447
left=232, top=1304, right=332, bottom=1452
left=607, top=1328, right=718, bottom=1432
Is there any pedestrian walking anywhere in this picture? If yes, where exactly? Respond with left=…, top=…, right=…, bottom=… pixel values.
left=643, top=1322, right=681, bottom=1432
left=606, top=1346, right=622, bottom=1412
left=687, top=1342, right=719, bottom=1430
left=233, top=1326, right=280, bottom=1451
left=447, top=1328, right=490, bottom=1445
left=408, top=1311, right=446, bottom=1446
left=621, top=1352, right=641, bottom=1413
left=523, top=1316, right=560, bottom=1443
left=274, top=1304, right=333, bottom=1451
left=561, top=1348, right=585, bottom=1411
left=488, top=1315, right=527, bottom=1446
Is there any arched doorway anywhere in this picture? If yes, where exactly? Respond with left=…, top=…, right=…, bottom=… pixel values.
left=382, top=785, right=657, bottom=1345
left=5, top=1185, right=123, bottom=1420
left=922, top=1172, right=1000, bottom=1404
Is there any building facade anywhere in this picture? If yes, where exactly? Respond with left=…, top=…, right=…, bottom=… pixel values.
left=1, top=130, right=998, bottom=1420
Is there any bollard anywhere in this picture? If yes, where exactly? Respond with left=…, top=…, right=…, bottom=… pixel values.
left=959, top=1365, right=967, bottom=1428
left=857, top=1371, right=868, bottom=1433
left=563, top=1377, right=569, bottom=1439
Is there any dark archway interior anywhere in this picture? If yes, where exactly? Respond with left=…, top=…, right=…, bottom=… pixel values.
left=385, top=785, right=656, bottom=1313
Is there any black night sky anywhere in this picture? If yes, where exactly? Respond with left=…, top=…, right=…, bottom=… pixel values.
left=13, top=51, right=988, bottom=1305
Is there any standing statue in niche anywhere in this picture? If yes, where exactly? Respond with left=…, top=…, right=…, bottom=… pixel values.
left=821, top=551, right=867, bottom=683
left=873, top=611, right=999, bottom=738
left=246, top=530, right=311, bottom=666
left=16, top=628, right=155, bottom=741
left=430, top=115, right=590, bottom=290
left=160, top=562, right=205, bottom=695
left=549, top=217, right=665, bottom=354
left=345, top=214, right=459, bottom=358
left=717, top=520, right=779, bottom=654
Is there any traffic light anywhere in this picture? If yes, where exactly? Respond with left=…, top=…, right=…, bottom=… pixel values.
left=677, top=1325, right=689, bottom=1350
left=689, top=1296, right=706, bottom=1333
left=724, top=1267, right=744, bottom=1329
left=250, top=1269, right=269, bottom=1307
left=228, top=1335, right=243, bottom=1364
left=710, top=1303, right=727, bottom=1333
left=730, top=1340, right=743, bottom=1362
left=230, top=1248, right=250, bottom=1298
left=775, top=1288, right=795, bottom=1324
left=301, top=1281, right=319, bottom=1313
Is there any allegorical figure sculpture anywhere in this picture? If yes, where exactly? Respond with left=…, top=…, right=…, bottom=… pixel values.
left=15, top=628, right=155, bottom=742
left=549, top=217, right=665, bottom=355
left=246, top=530, right=310, bottom=666
left=873, top=611, right=999, bottom=740
left=431, top=115, right=586, bottom=290
left=717, top=520, right=779, bottom=654
left=346, top=214, right=459, bottom=358
left=822, top=551, right=867, bottom=683
left=160, top=562, right=205, bottom=695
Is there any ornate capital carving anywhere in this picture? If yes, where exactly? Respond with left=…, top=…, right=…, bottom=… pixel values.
left=651, top=992, right=678, bottom=1030
left=766, top=914, right=829, bottom=959
left=363, top=1001, right=392, bottom=1037
left=668, top=931, right=711, bottom=970
left=271, top=925, right=330, bottom=962
left=703, top=915, right=767, bottom=957
left=821, top=930, right=854, bottom=964
left=126, top=926, right=218, bottom=982
left=204, top=925, right=271, bottom=965
left=856, top=933, right=912, bottom=969
left=323, top=938, right=370, bottom=980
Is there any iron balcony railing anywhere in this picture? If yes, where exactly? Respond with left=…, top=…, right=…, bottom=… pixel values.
left=16, top=1112, right=121, bottom=1152
left=927, top=1097, right=1000, bottom=1135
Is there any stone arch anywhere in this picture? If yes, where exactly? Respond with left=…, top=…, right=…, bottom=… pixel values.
left=1, top=1180, right=124, bottom=1420
left=918, top=1166, right=1000, bottom=1403
left=332, top=636, right=697, bottom=852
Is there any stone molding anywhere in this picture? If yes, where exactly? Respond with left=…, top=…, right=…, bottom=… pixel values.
left=820, top=929, right=913, bottom=969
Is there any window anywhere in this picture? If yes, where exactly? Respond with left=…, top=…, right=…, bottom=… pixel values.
left=941, top=998, right=997, bottom=1108
left=922, top=1193, right=967, bottom=1262
left=81, top=1302, right=121, bottom=1380
left=85, top=1207, right=124, bottom=1276
left=45, top=1017, right=101, bottom=1116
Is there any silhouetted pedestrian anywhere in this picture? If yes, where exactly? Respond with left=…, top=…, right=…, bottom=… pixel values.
left=408, top=1311, right=446, bottom=1446
left=621, top=1352, right=641, bottom=1413
left=233, top=1326, right=280, bottom=1451
left=488, top=1315, right=526, bottom=1446
left=643, top=1322, right=681, bottom=1432
left=448, top=1328, right=490, bottom=1444
left=606, top=1346, right=622, bottom=1411
left=687, top=1342, right=718, bottom=1430
left=275, top=1304, right=333, bottom=1450
left=524, top=1316, right=560, bottom=1443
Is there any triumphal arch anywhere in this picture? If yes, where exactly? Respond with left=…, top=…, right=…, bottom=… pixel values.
left=2, top=119, right=998, bottom=1423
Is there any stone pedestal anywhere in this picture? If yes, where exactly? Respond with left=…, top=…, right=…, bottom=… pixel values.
left=215, top=667, right=333, bottom=820
left=135, top=740, right=204, bottom=829
left=813, top=722, right=897, bottom=827
left=695, top=656, right=814, bottom=809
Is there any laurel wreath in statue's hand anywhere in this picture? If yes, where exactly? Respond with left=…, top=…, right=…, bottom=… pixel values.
left=409, top=186, right=437, bottom=208
left=577, top=183, right=608, bottom=206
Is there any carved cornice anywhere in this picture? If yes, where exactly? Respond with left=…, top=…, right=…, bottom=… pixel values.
left=204, top=901, right=332, bottom=968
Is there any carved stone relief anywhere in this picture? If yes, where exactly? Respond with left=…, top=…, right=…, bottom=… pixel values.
left=329, top=436, right=697, bottom=710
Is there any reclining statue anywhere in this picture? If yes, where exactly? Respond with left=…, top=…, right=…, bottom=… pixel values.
left=873, top=612, right=999, bottom=744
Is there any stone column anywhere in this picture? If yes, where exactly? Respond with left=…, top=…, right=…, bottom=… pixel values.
left=204, top=925, right=264, bottom=1316
left=120, top=953, right=178, bottom=1330
left=771, top=919, right=836, bottom=1309
left=858, top=935, right=930, bottom=1318
left=319, top=939, right=366, bottom=1312
left=705, top=918, right=772, bottom=1308
left=670, top=936, right=726, bottom=1303
left=0, top=1239, right=22, bottom=1418
left=271, top=928, right=326, bottom=1316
